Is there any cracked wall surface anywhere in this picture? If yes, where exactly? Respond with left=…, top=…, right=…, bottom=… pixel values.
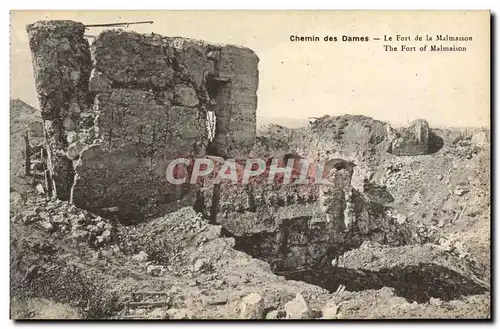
left=199, top=159, right=412, bottom=272
left=27, top=21, right=259, bottom=220
left=26, top=21, right=93, bottom=200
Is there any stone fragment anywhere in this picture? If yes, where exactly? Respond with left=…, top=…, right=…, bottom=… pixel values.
left=321, top=300, right=339, bottom=319
left=284, top=293, right=311, bottom=319
left=389, top=119, right=431, bottom=156
left=22, top=210, right=38, bottom=224
left=396, top=213, right=407, bottom=225
left=193, top=258, right=209, bottom=272
left=166, top=308, right=194, bottom=319
left=35, top=184, right=45, bottom=194
left=239, top=293, right=264, bottom=319
left=37, top=220, right=54, bottom=232
left=132, top=251, right=148, bottom=262
left=174, top=84, right=199, bottom=107
left=454, top=187, right=468, bottom=196
left=146, top=265, right=165, bottom=277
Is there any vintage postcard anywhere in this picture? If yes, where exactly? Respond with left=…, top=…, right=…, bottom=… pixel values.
left=9, top=10, right=490, bottom=319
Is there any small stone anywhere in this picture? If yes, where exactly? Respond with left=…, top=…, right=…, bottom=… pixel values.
left=96, top=221, right=105, bottom=229
left=411, top=192, right=422, bottom=205
left=86, top=224, right=98, bottom=233
left=51, top=215, right=65, bottom=223
left=396, top=214, right=407, bottom=225
left=174, top=84, right=199, bottom=107
left=213, top=279, right=225, bottom=289
left=437, top=174, right=443, bottom=181
left=101, top=249, right=113, bottom=257
left=265, top=310, right=279, bottom=320
left=37, top=220, right=53, bottom=232
left=63, top=117, right=76, bottom=130
left=146, top=265, right=165, bottom=277
left=321, top=300, right=339, bottom=319
left=72, top=230, right=87, bottom=240
left=22, top=210, right=38, bottom=224
left=35, top=184, right=45, bottom=194
left=454, top=187, right=468, bottom=196
left=31, top=161, right=44, bottom=171
left=132, top=251, right=148, bottom=262
left=193, top=258, right=208, bottom=272
left=10, top=192, right=24, bottom=206
left=76, top=213, right=86, bottom=223
left=284, top=293, right=311, bottom=319
left=239, top=293, right=264, bottom=319
left=66, top=131, right=79, bottom=144
left=67, top=140, right=84, bottom=159
left=429, top=297, right=443, bottom=307
left=166, top=308, right=194, bottom=320
left=69, top=102, right=80, bottom=114
left=147, top=307, right=168, bottom=320
left=102, top=229, right=111, bottom=237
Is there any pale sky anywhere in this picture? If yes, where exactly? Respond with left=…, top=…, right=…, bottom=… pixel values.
left=10, top=10, right=490, bottom=127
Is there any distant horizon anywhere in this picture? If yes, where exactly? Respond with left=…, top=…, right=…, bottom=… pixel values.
left=11, top=97, right=489, bottom=131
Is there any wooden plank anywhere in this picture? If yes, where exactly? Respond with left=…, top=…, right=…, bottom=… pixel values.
left=128, top=301, right=169, bottom=308
left=24, top=131, right=30, bottom=177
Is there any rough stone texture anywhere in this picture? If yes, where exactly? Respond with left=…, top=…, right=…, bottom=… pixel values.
left=239, top=293, right=264, bottom=319
left=27, top=24, right=259, bottom=219
left=284, top=293, right=311, bottom=319
left=321, top=300, right=339, bottom=319
left=389, top=119, right=430, bottom=156
left=213, top=46, right=259, bottom=158
left=26, top=21, right=93, bottom=200
left=201, top=159, right=412, bottom=272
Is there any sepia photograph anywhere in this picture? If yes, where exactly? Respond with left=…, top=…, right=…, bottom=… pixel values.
left=9, top=10, right=491, bottom=320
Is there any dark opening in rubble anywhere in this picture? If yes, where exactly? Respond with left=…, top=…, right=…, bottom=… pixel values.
left=281, top=265, right=488, bottom=303
left=428, top=131, right=445, bottom=154
left=228, top=213, right=486, bottom=304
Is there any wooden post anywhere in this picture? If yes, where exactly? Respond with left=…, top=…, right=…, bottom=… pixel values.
left=24, top=131, right=30, bottom=177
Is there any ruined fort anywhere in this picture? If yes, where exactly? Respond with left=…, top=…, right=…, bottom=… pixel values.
left=27, top=20, right=258, bottom=220
left=11, top=18, right=490, bottom=319
left=26, top=20, right=453, bottom=276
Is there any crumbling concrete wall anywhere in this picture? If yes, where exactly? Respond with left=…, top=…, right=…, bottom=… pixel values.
left=201, top=161, right=411, bottom=272
left=26, top=21, right=93, bottom=200
left=388, top=119, right=431, bottom=156
left=27, top=22, right=259, bottom=220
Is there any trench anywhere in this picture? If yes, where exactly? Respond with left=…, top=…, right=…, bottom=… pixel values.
left=228, top=215, right=488, bottom=304
left=282, top=265, right=488, bottom=303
